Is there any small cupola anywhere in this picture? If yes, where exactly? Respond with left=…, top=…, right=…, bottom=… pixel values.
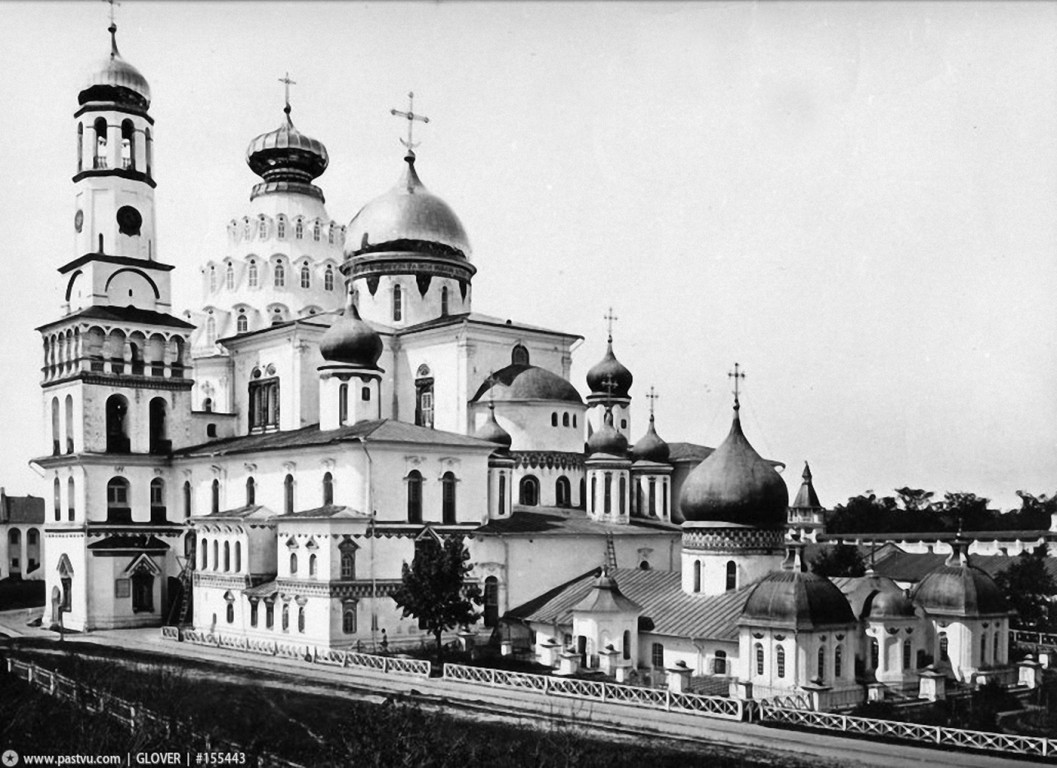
left=587, top=409, right=629, bottom=457
left=246, top=81, right=329, bottom=201
left=586, top=325, right=633, bottom=401
left=319, top=288, right=383, bottom=370
left=80, top=22, right=151, bottom=110
left=475, top=401, right=512, bottom=451
left=630, top=389, right=669, bottom=463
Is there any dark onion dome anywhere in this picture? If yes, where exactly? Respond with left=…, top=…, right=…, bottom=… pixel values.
left=474, top=403, right=512, bottom=450
left=572, top=568, right=642, bottom=614
left=471, top=364, right=582, bottom=405
left=631, top=414, right=670, bottom=463
left=679, top=403, right=788, bottom=528
left=863, top=588, right=917, bottom=620
left=740, top=543, right=855, bottom=629
left=246, top=106, right=329, bottom=188
left=588, top=409, right=629, bottom=457
left=791, top=462, right=821, bottom=509
left=345, top=152, right=471, bottom=260
left=80, top=24, right=151, bottom=110
left=319, top=290, right=383, bottom=369
left=912, top=540, right=1010, bottom=617
left=586, top=336, right=633, bottom=399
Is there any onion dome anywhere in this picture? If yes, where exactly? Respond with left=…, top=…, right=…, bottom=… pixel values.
left=679, top=403, right=788, bottom=528
left=474, top=402, right=512, bottom=450
left=346, top=152, right=471, bottom=260
left=79, top=24, right=151, bottom=110
left=319, top=290, right=383, bottom=369
left=471, top=364, right=582, bottom=405
left=631, top=414, right=670, bottom=463
left=588, top=409, right=629, bottom=457
left=246, top=104, right=329, bottom=200
left=572, top=567, right=642, bottom=614
left=912, top=540, right=1009, bottom=617
left=740, top=542, right=855, bottom=629
left=791, top=462, right=821, bottom=509
left=586, top=335, right=633, bottom=399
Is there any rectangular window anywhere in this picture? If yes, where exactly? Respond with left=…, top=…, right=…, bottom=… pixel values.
left=114, top=579, right=131, bottom=598
left=248, top=378, right=280, bottom=431
left=651, top=642, right=664, bottom=669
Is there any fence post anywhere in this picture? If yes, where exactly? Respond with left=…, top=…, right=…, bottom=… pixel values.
left=934, top=726, right=942, bottom=744
left=383, top=656, right=389, bottom=675
left=601, top=682, right=607, bottom=703
left=665, top=690, right=671, bottom=712
left=544, top=675, right=550, bottom=695
left=26, top=663, right=34, bottom=685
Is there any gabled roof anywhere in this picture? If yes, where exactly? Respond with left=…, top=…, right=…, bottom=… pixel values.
left=475, top=508, right=681, bottom=537
left=275, top=504, right=367, bottom=520
left=400, top=312, right=581, bottom=340
left=872, top=548, right=1057, bottom=584
left=507, top=567, right=754, bottom=642
left=87, top=534, right=169, bottom=552
left=37, top=304, right=194, bottom=332
left=176, top=419, right=497, bottom=459
left=193, top=504, right=274, bottom=521
left=0, top=493, right=44, bottom=525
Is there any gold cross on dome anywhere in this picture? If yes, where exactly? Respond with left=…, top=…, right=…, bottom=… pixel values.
left=391, top=91, right=430, bottom=151
left=603, top=307, right=618, bottom=339
left=728, top=363, right=745, bottom=406
left=645, top=386, right=658, bottom=416
left=279, top=72, right=296, bottom=112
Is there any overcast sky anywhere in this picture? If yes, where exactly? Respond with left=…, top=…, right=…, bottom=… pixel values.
left=1, top=1, right=1054, bottom=512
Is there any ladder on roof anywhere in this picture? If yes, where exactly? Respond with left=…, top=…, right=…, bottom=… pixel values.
left=166, top=555, right=194, bottom=627
left=604, top=532, right=618, bottom=573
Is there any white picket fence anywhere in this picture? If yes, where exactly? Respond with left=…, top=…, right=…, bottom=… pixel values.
left=758, top=701, right=1057, bottom=759
left=442, top=663, right=749, bottom=721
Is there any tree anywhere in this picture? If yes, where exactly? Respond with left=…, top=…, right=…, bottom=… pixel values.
left=392, top=533, right=481, bottom=664
left=994, top=545, right=1057, bottom=631
left=809, top=543, right=867, bottom=578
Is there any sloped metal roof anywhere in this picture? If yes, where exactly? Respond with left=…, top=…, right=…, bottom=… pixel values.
left=474, top=508, right=681, bottom=537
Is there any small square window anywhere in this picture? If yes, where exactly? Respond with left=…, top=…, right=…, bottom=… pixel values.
left=207, top=424, right=217, bottom=438
left=361, top=387, right=371, bottom=401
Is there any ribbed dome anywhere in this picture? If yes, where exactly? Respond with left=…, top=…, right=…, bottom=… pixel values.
left=345, top=153, right=471, bottom=260
left=79, top=25, right=151, bottom=110
left=319, top=292, right=382, bottom=369
left=741, top=547, right=855, bottom=629
left=586, top=337, right=633, bottom=398
left=842, top=570, right=905, bottom=619
left=679, top=404, right=788, bottom=528
left=471, top=364, right=582, bottom=405
left=588, top=410, right=629, bottom=457
left=631, top=414, right=669, bottom=463
left=474, top=404, right=512, bottom=450
left=246, top=107, right=329, bottom=184
left=912, top=542, right=1009, bottom=617
left=864, top=588, right=917, bottom=620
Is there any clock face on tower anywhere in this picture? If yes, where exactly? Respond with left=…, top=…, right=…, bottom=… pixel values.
left=74, top=209, right=83, bottom=233
left=116, top=206, right=143, bottom=236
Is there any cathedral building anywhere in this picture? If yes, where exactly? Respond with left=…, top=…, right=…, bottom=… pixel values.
left=33, top=20, right=1015, bottom=709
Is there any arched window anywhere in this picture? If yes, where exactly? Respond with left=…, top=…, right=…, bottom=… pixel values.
left=300, top=264, right=311, bottom=289
left=182, top=480, right=193, bottom=517
left=248, top=261, right=259, bottom=288
left=274, top=263, right=285, bottom=288
left=603, top=473, right=612, bottom=514
left=755, top=643, right=764, bottom=676
left=323, top=472, right=334, bottom=506
left=309, top=554, right=317, bottom=577
left=551, top=412, right=558, bottom=427
left=105, top=395, right=129, bottom=453
left=483, top=576, right=499, bottom=628
left=77, top=122, right=83, bottom=172
left=511, top=344, right=529, bottom=366
left=519, top=476, right=539, bottom=506
left=340, top=550, right=355, bottom=579
left=903, top=640, right=912, bottom=670
left=342, top=605, right=356, bottom=634
left=212, top=540, right=218, bottom=570
left=619, top=476, right=626, bottom=516
left=277, top=217, right=286, bottom=239
left=106, top=477, right=131, bottom=523
left=149, top=397, right=168, bottom=455
left=870, top=637, right=879, bottom=669
left=224, top=262, right=234, bottom=290
left=211, top=478, right=220, bottom=515
left=995, top=631, right=1001, bottom=664
left=555, top=476, right=570, bottom=507
left=282, top=603, right=290, bottom=631
left=226, top=602, right=234, bottom=624
left=258, top=217, right=267, bottom=240
left=693, top=561, right=701, bottom=592
left=406, top=470, right=423, bottom=523
left=64, top=395, right=74, bottom=454
left=440, top=286, right=449, bottom=316
left=312, top=221, right=321, bottom=241
left=324, top=265, right=334, bottom=291
left=51, top=397, right=60, bottom=455
left=590, top=476, right=597, bottom=511
left=266, top=602, right=275, bottom=629
left=298, top=606, right=306, bottom=632
left=234, top=542, right=241, bottom=573
left=981, top=633, right=987, bottom=666
left=67, top=477, right=76, bottom=521
left=715, top=649, right=727, bottom=675
left=236, top=313, right=248, bottom=333
left=94, top=117, right=107, bottom=168
left=249, top=601, right=258, bottom=627
left=498, top=474, right=506, bottom=515
left=121, top=119, right=135, bottom=169
left=284, top=474, right=294, bottom=514
left=442, top=472, right=457, bottom=524
left=328, top=226, right=336, bottom=245
left=725, top=561, right=737, bottom=591
left=817, top=646, right=826, bottom=680
left=338, top=383, right=348, bottom=424
left=776, top=646, right=786, bottom=678
left=200, top=538, right=209, bottom=570
left=209, top=266, right=217, bottom=293
left=53, top=478, right=61, bottom=521
left=562, top=413, right=569, bottom=427
left=939, top=632, right=949, bottom=662
left=205, top=316, right=217, bottom=345
left=835, top=644, right=843, bottom=678
left=223, top=541, right=230, bottom=572
left=290, top=552, right=298, bottom=575
left=149, top=478, right=166, bottom=522
left=622, top=629, right=631, bottom=660
left=393, top=284, right=402, bottom=322
left=293, top=218, right=303, bottom=239
left=651, top=642, right=664, bottom=669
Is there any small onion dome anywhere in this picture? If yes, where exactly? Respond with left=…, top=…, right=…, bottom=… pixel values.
left=319, top=291, right=382, bottom=369
left=246, top=107, right=329, bottom=184
left=345, top=152, right=471, bottom=260
left=740, top=542, right=855, bottom=629
left=631, top=414, right=669, bottom=463
left=586, top=337, right=633, bottom=399
left=679, top=404, right=788, bottom=528
left=80, top=24, right=151, bottom=109
left=572, top=567, right=642, bottom=614
left=791, top=462, right=821, bottom=509
left=863, top=588, right=917, bottom=620
left=911, top=540, right=1009, bottom=617
left=471, top=364, right=582, bottom=404
left=474, top=404, right=512, bottom=450
left=588, top=410, right=629, bottom=457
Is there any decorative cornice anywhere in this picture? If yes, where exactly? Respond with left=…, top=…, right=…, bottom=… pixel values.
left=512, top=451, right=584, bottom=471
left=682, top=526, right=784, bottom=553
